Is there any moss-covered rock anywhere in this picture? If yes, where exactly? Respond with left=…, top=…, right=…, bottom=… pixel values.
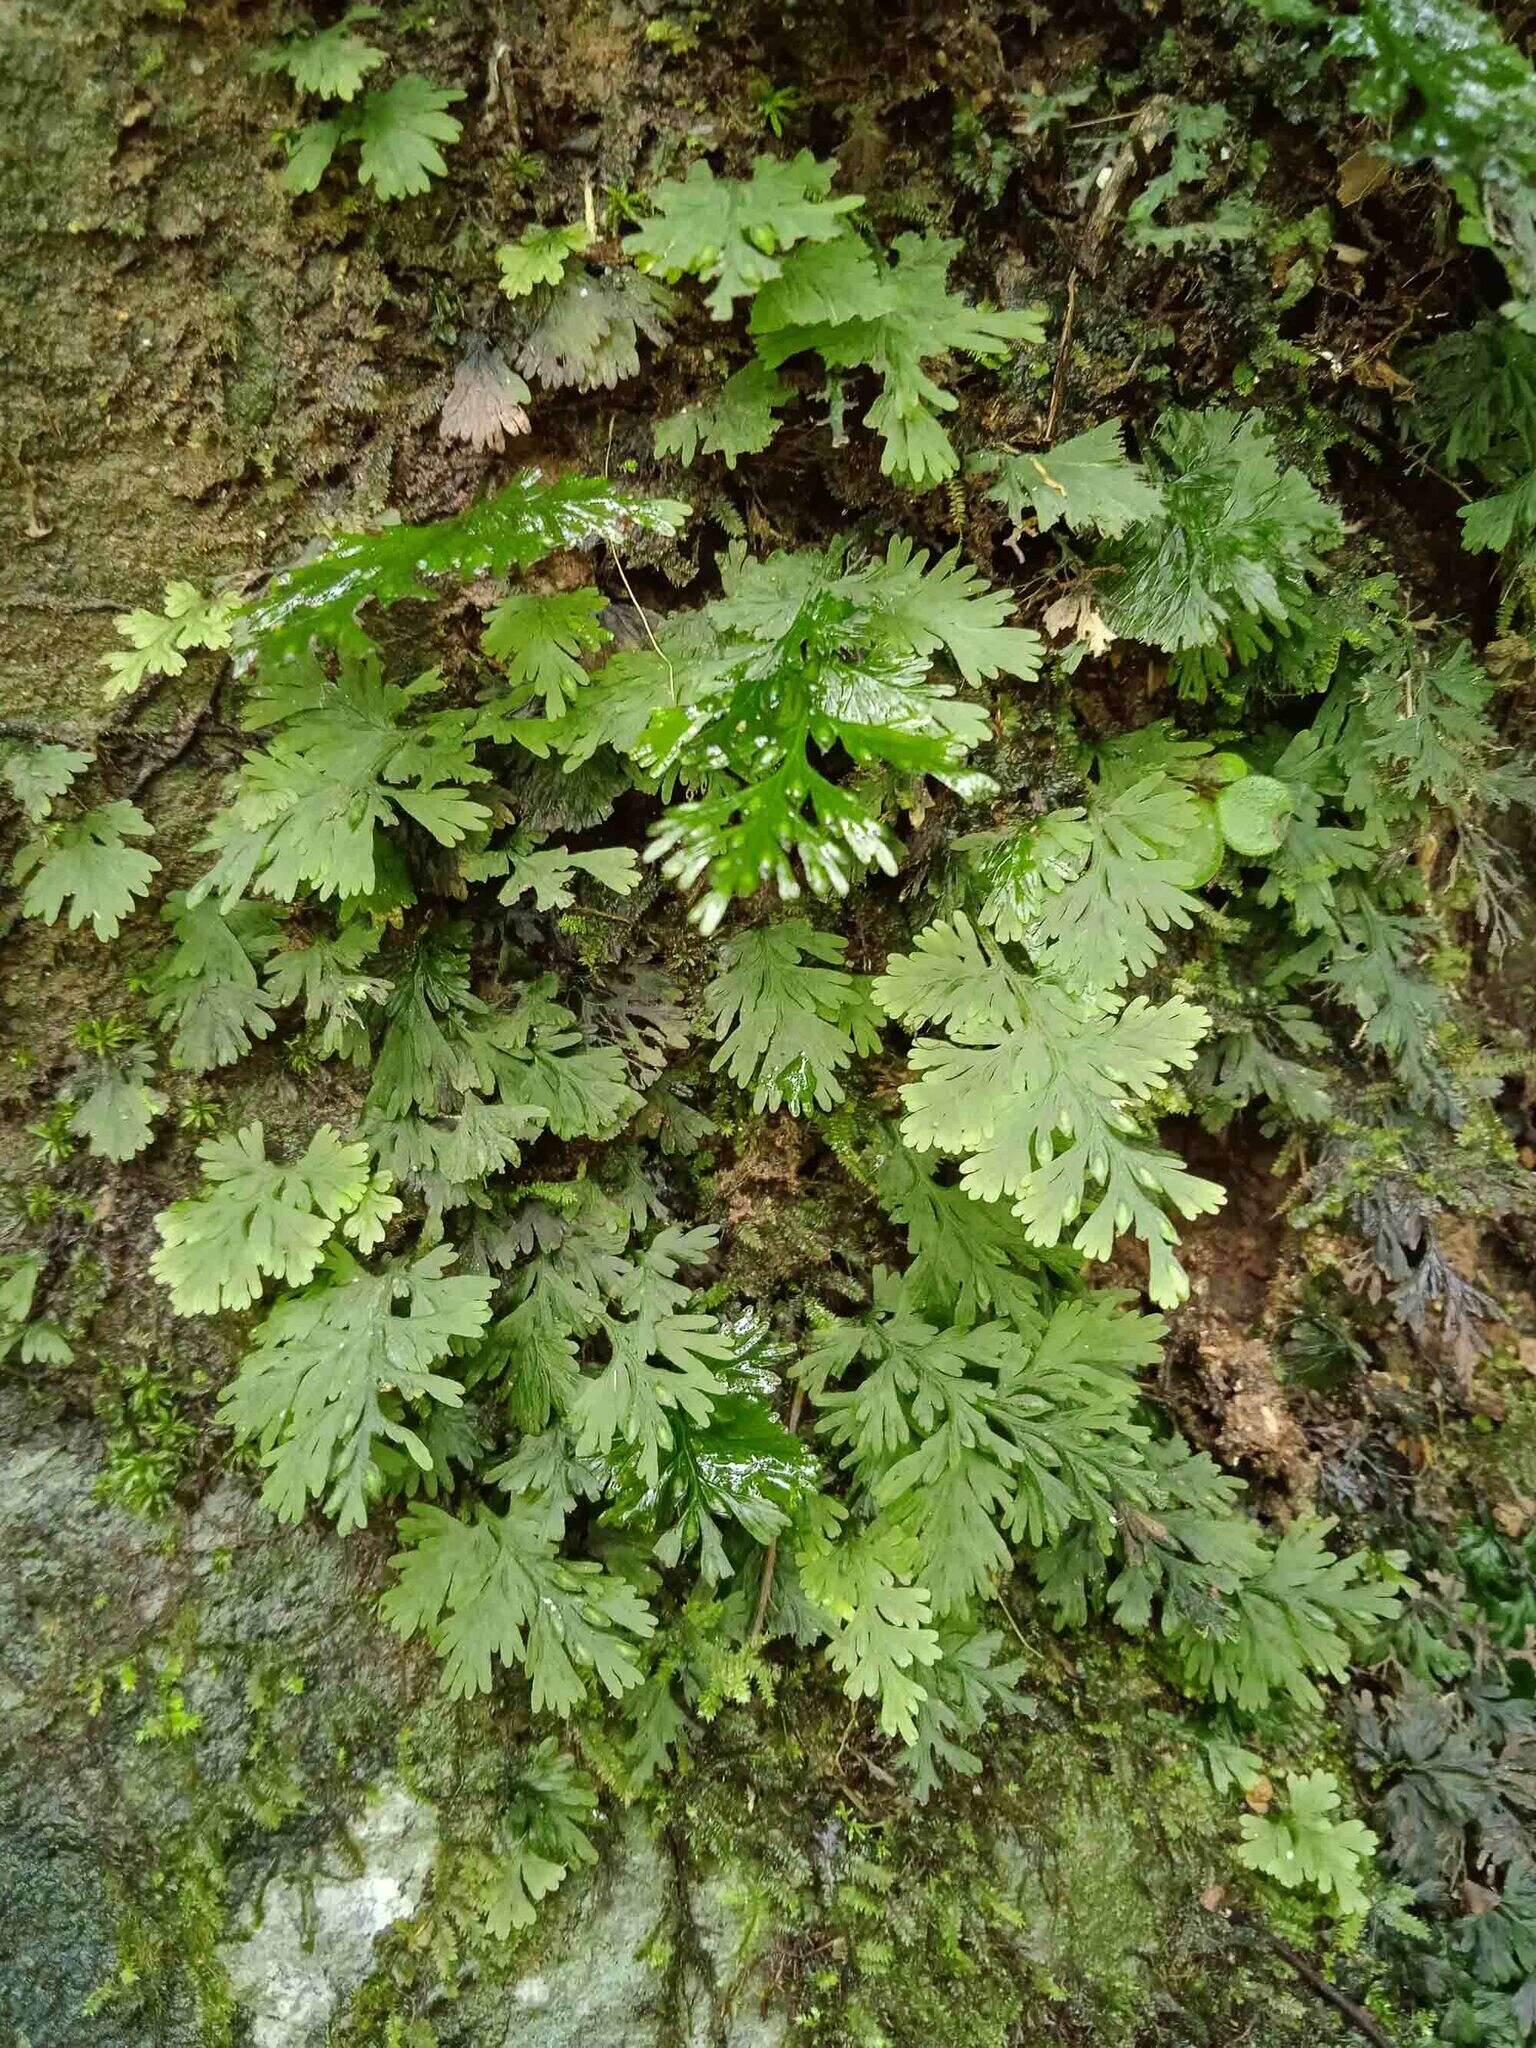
left=1, top=1400, right=1359, bottom=2048
left=220, top=1782, right=439, bottom=2048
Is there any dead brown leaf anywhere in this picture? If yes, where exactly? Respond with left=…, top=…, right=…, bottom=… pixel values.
left=439, top=343, right=532, bottom=452
left=1044, top=591, right=1114, bottom=656
left=1337, top=150, right=1390, bottom=206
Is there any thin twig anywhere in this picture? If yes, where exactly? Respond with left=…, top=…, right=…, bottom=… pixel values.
left=1263, top=1931, right=1398, bottom=2048
left=0, top=721, right=94, bottom=746
left=830, top=1699, right=859, bottom=1769
left=602, top=408, right=675, bottom=690
left=751, top=1385, right=805, bottom=1642
left=606, top=543, right=676, bottom=693
left=1228, top=1913, right=1398, bottom=2048
left=993, top=1588, right=1032, bottom=1654
left=1044, top=268, right=1079, bottom=445
left=1078, top=98, right=1171, bottom=277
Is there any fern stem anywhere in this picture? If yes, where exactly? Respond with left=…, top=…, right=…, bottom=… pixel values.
left=749, top=1385, right=805, bottom=1643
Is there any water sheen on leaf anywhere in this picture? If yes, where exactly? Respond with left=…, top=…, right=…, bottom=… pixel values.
left=239, top=473, right=689, bottom=659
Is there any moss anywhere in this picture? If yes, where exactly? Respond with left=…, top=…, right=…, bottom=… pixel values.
left=0, top=1394, right=416, bottom=2045
left=585, top=1633, right=1357, bottom=2048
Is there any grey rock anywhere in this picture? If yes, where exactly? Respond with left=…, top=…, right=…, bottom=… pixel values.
left=496, top=1817, right=670, bottom=2048
left=221, top=1781, right=438, bottom=2048
left=489, top=1814, right=784, bottom=2048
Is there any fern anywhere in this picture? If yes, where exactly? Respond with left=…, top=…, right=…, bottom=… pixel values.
left=895, top=1623, right=1033, bottom=1802
left=13, top=800, right=159, bottom=941
left=219, top=1244, right=493, bottom=1532
left=626, top=152, right=1042, bottom=482
left=626, top=151, right=863, bottom=318
left=702, top=920, right=880, bottom=1113
left=488, top=834, right=640, bottom=913
left=280, top=75, right=464, bottom=202
left=980, top=417, right=1164, bottom=537
left=152, top=1121, right=376, bottom=1315
left=237, top=472, right=686, bottom=661
left=1037, top=1435, right=1405, bottom=1710
left=1329, top=0, right=1536, bottom=317
left=855, top=1122, right=1058, bottom=1325
left=382, top=1489, right=655, bottom=1707
left=148, top=895, right=280, bottom=1073
left=1235, top=1769, right=1378, bottom=1917
left=483, top=1212, right=733, bottom=1485
left=514, top=270, right=674, bottom=393
left=439, top=344, right=531, bottom=452
left=194, top=651, right=490, bottom=906
left=602, top=1350, right=818, bottom=1581
left=101, top=581, right=238, bottom=701
left=363, top=937, right=637, bottom=1211
left=0, top=1254, right=72, bottom=1368
left=255, top=6, right=386, bottom=101
left=495, top=222, right=592, bottom=299
left=631, top=539, right=1036, bottom=928
left=263, top=920, right=389, bottom=1064
left=875, top=915, right=1223, bottom=1305
left=1096, top=406, right=1341, bottom=694
left=563, top=1225, right=735, bottom=1486
left=796, top=1511, right=942, bottom=1742
left=1349, top=637, right=1527, bottom=809
left=67, top=1030, right=166, bottom=1164
left=655, top=361, right=790, bottom=470
left=1124, top=102, right=1245, bottom=249
left=958, top=734, right=1216, bottom=990
left=458, top=1738, right=598, bottom=1938
left=480, top=588, right=613, bottom=719
left=800, top=1269, right=1157, bottom=1611
left=29, top=395, right=1454, bottom=1847
left=0, top=740, right=91, bottom=822
left=752, top=230, right=1045, bottom=485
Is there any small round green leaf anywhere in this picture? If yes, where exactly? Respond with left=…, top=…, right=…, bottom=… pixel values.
left=1215, top=774, right=1294, bottom=857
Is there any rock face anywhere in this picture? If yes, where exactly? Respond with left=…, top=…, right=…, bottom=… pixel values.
left=0, top=1400, right=414, bottom=2046
left=480, top=1818, right=783, bottom=2048
left=0, top=1424, right=195, bottom=2048
left=0, top=1399, right=1351, bottom=2048
left=220, top=1784, right=439, bottom=2048
left=0, top=1403, right=789, bottom=2048
left=214, top=1792, right=785, bottom=2048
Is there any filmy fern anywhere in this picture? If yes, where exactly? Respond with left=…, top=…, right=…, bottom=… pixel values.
left=627, top=150, right=864, bottom=318
left=258, top=10, right=464, bottom=202
left=34, top=452, right=1419, bottom=1832
left=1235, top=1769, right=1379, bottom=1917
left=12, top=801, right=159, bottom=942
left=631, top=153, right=1045, bottom=484
left=702, top=920, right=880, bottom=1113
left=627, top=539, right=1035, bottom=927
left=220, top=1245, right=494, bottom=1532
left=382, top=1488, right=655, bottom=1708
left=1095, top=406, right=1341, bottom=694
left=152, top=1121, right=377, bottom=1315
left=874, top=914, right=1223, bottom=1306
left=66, top=1025, right=166, bottom=1164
